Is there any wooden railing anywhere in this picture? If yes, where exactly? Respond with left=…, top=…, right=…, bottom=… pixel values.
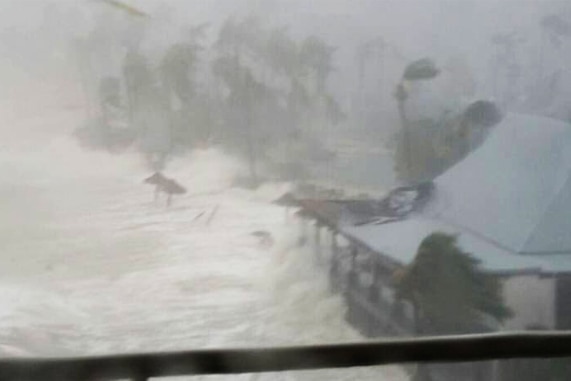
left=1, top=332, right=571, bottom=380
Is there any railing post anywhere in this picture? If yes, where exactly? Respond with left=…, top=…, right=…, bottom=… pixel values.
left=329, top=233, right=339, bottom=292
left=314, top=223, right=321, bottom=262
left=348, top=246, right=358, bottom=288
left=369, top=262, right=379, bottom=303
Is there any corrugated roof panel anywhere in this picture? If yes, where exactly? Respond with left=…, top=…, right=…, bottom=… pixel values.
left=325, top=113, right=571, bottom=273
left=429, top=113, right=571, bottom=254
left=342, top=218, right=544, bottom=273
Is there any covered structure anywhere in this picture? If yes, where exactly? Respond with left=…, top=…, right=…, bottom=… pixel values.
left=297, top=113, right=571, bottom=333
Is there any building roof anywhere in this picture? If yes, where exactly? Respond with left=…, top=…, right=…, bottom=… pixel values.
left=339, top=113, right=571, bottom=274
left=427, top=113, right=571, bottom=255
left=342, top=217, right=567, bottom=274
left=294, top=199, right=344, bottom=228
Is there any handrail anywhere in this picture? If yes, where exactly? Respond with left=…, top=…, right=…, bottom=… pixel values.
left=1, top=332, right=571, bottom=380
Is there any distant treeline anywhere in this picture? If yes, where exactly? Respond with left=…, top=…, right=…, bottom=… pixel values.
left=74, top=14, right=344, bottom=183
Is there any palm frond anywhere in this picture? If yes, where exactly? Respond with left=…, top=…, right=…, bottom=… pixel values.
left=396, top=232, right=512, bottom=333
left=403, top=58, right=439, bottom=81
left=99, top=0, right=149, bottom=18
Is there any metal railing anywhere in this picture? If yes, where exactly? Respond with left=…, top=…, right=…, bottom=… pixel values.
left=1, top=331, right=571, bottom=380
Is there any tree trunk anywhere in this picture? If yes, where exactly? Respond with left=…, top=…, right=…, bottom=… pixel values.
left=314, top=223, right=321, bottom=262
left=329, top=233, right=339, bottom=291
left=397, top=89, right=413, bottom=183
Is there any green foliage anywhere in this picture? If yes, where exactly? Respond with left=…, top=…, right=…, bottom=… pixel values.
left=123, top=49, right=155, bottom=104
left=395, top=57, right=441, bottom=184
left=215, top=16, right=264, bottom=57
left=393, top=116, right=452, bottom=183
left=266, top=26, right=299, bottom=77
left=461, top=100, right=502, bottom=127
left=403, top=58, right=440, bottom=81
left=160, top=43, right=199, bottom=104
left=299, top=36, right=336, bottom=92
left=396, top=232, right=512, bottom=334
left=160, top=24, right=207, bottom=107
left=79, top=12, right=343, bottom=177
left=393, top=99, right=501, bottom=184
left=211, top=16, right=342, bottom=180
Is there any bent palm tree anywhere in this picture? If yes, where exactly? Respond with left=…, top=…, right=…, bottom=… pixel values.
left=395, top=233, right=511, bottom=381
left=394, top=58, right=439, bottom=184
left=395, top=232, right=511, bottom=335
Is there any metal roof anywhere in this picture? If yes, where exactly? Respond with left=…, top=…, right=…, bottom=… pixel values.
left=429, top=113, right=571, bottom=254
left=342, top=217, right=553, bottom=274
left=340, top=113, right=571, bottom=274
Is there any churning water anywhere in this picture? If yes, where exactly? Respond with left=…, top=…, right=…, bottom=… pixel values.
left=0, top=71, right=406, bottom=380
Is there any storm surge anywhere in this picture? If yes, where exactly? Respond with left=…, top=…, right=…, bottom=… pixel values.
left=0, top=108, right=405, bottom=380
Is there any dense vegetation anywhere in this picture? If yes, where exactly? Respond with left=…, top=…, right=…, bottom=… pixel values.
left=395, top=233, right=511, bottom=335
left=74, top=13, right=344, bottom=185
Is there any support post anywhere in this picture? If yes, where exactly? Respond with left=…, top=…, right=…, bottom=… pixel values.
left=329, top=233, right=339, bottom=292
left=314, top=223, right=322, bottom=261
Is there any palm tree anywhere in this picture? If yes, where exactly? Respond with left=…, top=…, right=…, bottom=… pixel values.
left=212, top=52, right=268, bottom=186
left=394, top=58, right=439, bottom=184
left=160, top=24, right=207, bottom=109
left=395, top=232, right=511, bottom=335
left=216, top=16, right=264, bottom=60
left=122, top=49, right=153, bottom=123
left=299, top=36, right=336, bottom=94
left=395, top=232, right=511, bottom=381
left=213, top=17, right=342, bottom=184
left=265, top=26, right=298, bottom=80
left=356, top=41, right=374, bottom=97
left=356, top=37, right=387, bottom=120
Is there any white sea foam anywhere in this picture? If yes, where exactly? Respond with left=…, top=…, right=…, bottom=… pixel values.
left=0, top=71, right=406, bottom=380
